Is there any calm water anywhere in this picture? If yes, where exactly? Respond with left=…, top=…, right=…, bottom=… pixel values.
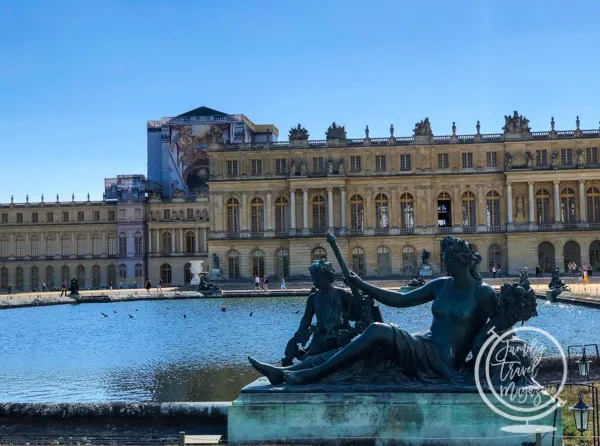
left=0, top=297, right=597, bottom=403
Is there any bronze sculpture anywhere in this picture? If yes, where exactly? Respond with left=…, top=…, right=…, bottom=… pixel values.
left=249, top=235, right=538, bottom=388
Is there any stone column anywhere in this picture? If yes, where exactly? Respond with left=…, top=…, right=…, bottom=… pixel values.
left=147, top=229, right=152, bottom=254
left=266, top=192, right=273, bottom=231
left=217, top=194, right=224, bottom=232
left=155, top=230, right=159, bottom=254
left=102, top=232, right=107, bottom=255
left=203, top=228, right=208, bottom=252
left=579, top=179, right=586, bottom=223
left=241, top=193, right=248, bottom=231
left=170, top=228, right=175, bottom=254
left=553, top=180, right=560, bottom=223
left=195, top=228, right=199, bottom=253
left=390, top=188, right=397, bottom=228
left=528, top=181, right=534, bottom=224
left=340, top=187, right=347, bottom=230
left=302, top=188, right=309, bottom=232
left=506, top=182, right=513, bottom=224
left=327, top=187, right=334, bottom=229
left=179, top=228, right=184, bottom=253
left=289, top=189, right=296, bottom=230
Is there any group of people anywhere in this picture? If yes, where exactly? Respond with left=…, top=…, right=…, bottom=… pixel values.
left=145, top=278, right=163, bottom=293
left=490, top=265, right=503, bottom=278
left=254, top=275, right=288, bottom=291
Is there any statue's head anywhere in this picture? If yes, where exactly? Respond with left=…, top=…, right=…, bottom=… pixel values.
left=308, top=260, right=335, bottom=289
left=440, top=236, right=482, bottom=282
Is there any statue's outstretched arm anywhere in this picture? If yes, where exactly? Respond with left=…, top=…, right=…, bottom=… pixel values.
left=296, top=293, right=315, bottom=336
left=348, top=274, right=438, bottom=308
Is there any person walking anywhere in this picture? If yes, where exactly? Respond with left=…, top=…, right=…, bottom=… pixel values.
left=492, top=265, right=497, bottom=279
left=263, top=276, right=269, bottom=291
left=497, top=265, right=502, bottom=278
left=145, top=278, right=152, bottom=294
left=60, top=281, right=67, bottom=297
left=42, top=281, right=46, bottom=292
left=280, top=278, right=286, bottom=290
left=158, top=278, right=163, bottom=293
left=583, top=269, right=590, bottom=285
left=254, top=275, right=260, bottom=291
left=108, top=280, right=113, bottom=290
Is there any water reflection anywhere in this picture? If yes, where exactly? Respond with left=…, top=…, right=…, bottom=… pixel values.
left=0, top=297, right=597, bottom=402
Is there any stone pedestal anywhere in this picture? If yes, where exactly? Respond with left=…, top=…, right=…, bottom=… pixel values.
left=419, top=264, right=433, bottom=277
left=209, top=269, right=222, bottom=281
left=228, top=378, right=561, bottom=445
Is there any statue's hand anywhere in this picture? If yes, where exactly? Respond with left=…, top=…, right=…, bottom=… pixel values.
left=347, top=271, right=363, bottom=287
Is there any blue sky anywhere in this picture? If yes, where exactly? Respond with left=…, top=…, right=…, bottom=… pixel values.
left=1, top=0, right=599, bottom=201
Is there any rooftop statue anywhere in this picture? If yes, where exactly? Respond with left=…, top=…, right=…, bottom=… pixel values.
left=249, top=235, right=538, bottom=388
left=289, top=124, right=309, bottom=141
left=413, top=118, right=433, bottom=137
left=326, top=122, right=347, bottom=140
left=502, top=111, right=531, bottom=133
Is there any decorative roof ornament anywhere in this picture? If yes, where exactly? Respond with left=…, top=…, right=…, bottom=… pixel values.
left=576, top=115, right=581, bottom=130
left=56, top=194, right=59, bottom=203
left=551, top=116, right=555, bottom=131
left=365, top=125, right=369, bottom=139
left=390, top=124, right=394, bottom=138
left=41, top=194, right=44, bottom=203
left=26, top=194, right=29, bottom=204
left=288, top=124, right=309, bottom=141
left=87, top=193, right=90, bottom=202
left=413, top=118, right=433, bottom=137
left=476, top=120, right=481, bottom=135
left=325, top=122, right=346, bottom=140
left=10, top=195, right=13, bottom=204
left=72, top=193, right=75, bottom=202
left=502, top=111, right=530, bottom=133
left=452, top=121, right=456, bottom=136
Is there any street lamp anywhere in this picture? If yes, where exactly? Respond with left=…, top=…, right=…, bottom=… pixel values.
left=576, top=349, right=593, bottom=381
left=570, top=392, right=593, bottom=438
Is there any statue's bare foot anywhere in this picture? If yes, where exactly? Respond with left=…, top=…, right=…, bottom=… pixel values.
left=283, top=368, right=320, bottom=385
left=248, top=356, right=284, bottom=385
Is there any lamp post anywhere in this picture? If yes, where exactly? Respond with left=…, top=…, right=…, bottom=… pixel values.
left=576, top=349, right=593, bottom=381
left=570, top=392, right=593, bottom=443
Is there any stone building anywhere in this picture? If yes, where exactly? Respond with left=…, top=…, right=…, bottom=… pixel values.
left=208, top=113, right=600, bottom=279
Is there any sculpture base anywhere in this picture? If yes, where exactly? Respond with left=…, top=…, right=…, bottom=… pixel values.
left=209, top=269, right=223, bottom=281
left=228, top=378, right=561, bottom=445
left=419, top=264, right=433, bottom=277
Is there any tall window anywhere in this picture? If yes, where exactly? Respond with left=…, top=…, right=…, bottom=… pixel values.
left=134, top=264, right=143, bottom=282
left=487, top=244, right=502, bottom=271
left=461, top=153, right=473, bottom=168
left=119, top=264, right=127, bottom=280
left=61, top=265, right=70, bottom=284
left=77, top=265, right=85, bottom=288
left=107, top=265, right=116, bottom=285
left=160, top=263, right=172, bottom=284
left=275, top=158, right=287, bottom=174
left=311, top=247, right=327, bottom=262
left=184, top=263, right=192, bottom=285
left=250, top=197, right=265, bottom=232
left=400, top=193, right=414, bottom=229
left=587, top=187, right=600, bottom=223
left=108, top=210, right=116, bottom=221
left=251, top=249, right=265, bottom=277
left=375, top=193, right=389, bottom=229
left=400, top=154, right=411, bottom=171
left=107, top=233, right=117, bottom=255
left=402, top=246, right=416, bottom=276
left=185, top=231, right=195, bottom=253
left=30, top=235, right=39, bottom=257
left=31, top=266, right=39, bottom=289
left=486, top=191, right=501, bottom=226
left=92, top=265, right=101, bottom=288
left=536, top=149, right=548, bottom=166
left=92, top=234, right=101, bottom=255
left=134, top=232, right=143, bottom=256
left=45, top=235, right=55, bottom=256
left=313, top=157, right=324, bottom=173
left=228, top=250, right=241, bottom=278
left=47, top=212, right=54, bottom=222
left=350, top=194, right=364, bottom=230
left=377, top=246, right=391, bottom=276
left=161, top=231, right=172, bottom=256
left=587, top=147, right=598, bottom=164
left=77, top=234, right=86, bottom=256
left=119, top=233, right=127, bottom=256
left=62, top=211, right=69, bottom=222
left=15, top=236, right=24, bottom=257
left=462, top=191, right=476, bottom=227
left=46, top=265, right=55, bottom=288
left=560, top=187, right=576, bottom=223
left=351, top=247, right=366, bottom=276
left=0, top=237, right=8, bottom=257
left=561, top=149, right=573, bottom=165
left=251, top=159, right=262, bottom=175
left=535, top=189, right=552, bottom=224
left=0, top=267, right=7, bottom=288
left=375, top=155, right=386, bottom=172
left=226, top=198, right=240, bottom=232
left=16, top=213, right=23, bottom=223
left=227, top=160, right=238, bottom=176
left=486, top=152, right=497, bottom=167
left=275, top=196, right=289, bottom=232
left=438, top=153, right=449, bottom=168
left=15, top=267, right=23, bottom=288
left=77, top=211, right=84, bottom=222
left=61, top=234, right=71, bottom=256
left=312, top=195, right=327, bottom=230
left=32, top=212, right=38, bottom=223
left=276, top=249, right=290, bottom=278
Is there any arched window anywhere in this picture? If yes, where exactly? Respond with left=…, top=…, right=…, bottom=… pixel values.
left=0, top=237, right=8, bottom=258
left=30, top=235, right=40, bottom=257
left=462, top=191, right=476, bottom=227
left=377, top=246, right=391, bottom=276
left=402, top=246, right=416, bottom=276
left=15, top=267, right=23, bottom=289
left=45, top=235, right=55, bottom=256
left=107, top=264, right=116, bottom=285
left=46, top=265, right=55, bottom=288
left=184, top=263, right=192, bottom=284
left=161, top=231, right=172, bottom=256
left=119, top=263, right=127, bottom=281
left=274, top=196, right=289, bottom=232
left=61, top=265, right=70, bottom=284
left=586, top=187, right=600, bottom=223
left=400, top=193, right=414, bottom=229
left=350, top=194, right=364, bottom=230
left=560, top=187, right=576, bottom=223
left=486, top=191, right=501, bottom=227
left=563, top=241, right=581, bottom=271
left=92, top=265, right=101, bottom=288
left=351, top=247, right=366, bottom=276
left=77, top=234, right=86, bottom=256
left=538, top=242, right=555, bottom=273
left=134, top=232, right=143, bottom=256
left=312, top=195, right=327, bottom=230
left=77, top=265, right=85, bottom=288
left=92, top=234, right=101, bottom=255
left=437, top=192, right=452, bottom=228
left=251, top=249, right=265, bottom=278
left=250, top=197, right=265, bottom=232
left=15, top=236, right=24, bottom=258
left=134, top=264, right=143, bottom=285
left=0, top=267, right=8, bottom=288
left=276, top=249, right=290, bottom=278
left=311, top=247, right=327, bottom=262
left=160, top=263, right=172, bottom=284
left=375, top=193, right=389, bottom=229
left=107, top=233, right=117, bottom=255
left=31, top=266, right=39, bottom=290
left=227, top=250, right=241, bottom=279
left=535, top=189, right=552, bottom=224
left=226, top=198, right=240, bottom=232
left=185, top=231, right=195, bottom=253
left=590, top=241, right=600, bottom=271
left=119, top=233, right=127, bottom=256
left=61, top=234, right=72, bottom=256
left=487, top=244, right=502, bottom=271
